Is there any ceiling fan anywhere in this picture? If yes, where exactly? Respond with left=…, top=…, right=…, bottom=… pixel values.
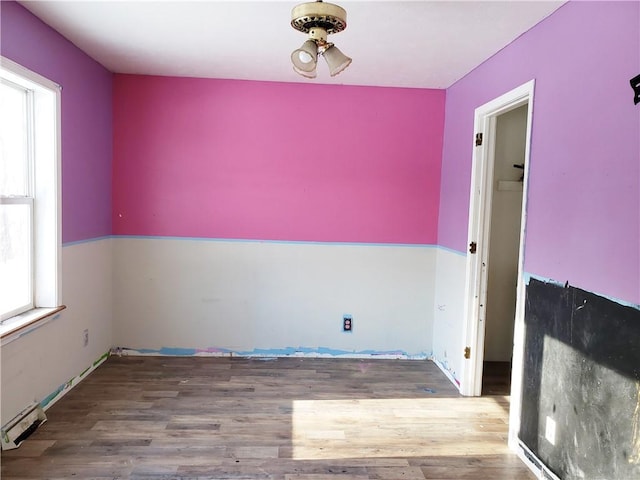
left=290, top=0, right=352, bottom=78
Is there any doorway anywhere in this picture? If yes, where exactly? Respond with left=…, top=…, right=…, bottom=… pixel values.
left=482, top=104, right=528, bottom=395
left=459, top=81, right=535, bottom=407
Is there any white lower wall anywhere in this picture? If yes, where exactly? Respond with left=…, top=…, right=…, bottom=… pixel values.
left=113, top=238, right=436, bottom=357
left=431, top=247, right=467, bottom=386
left=1, top=238, right=113, bottom=425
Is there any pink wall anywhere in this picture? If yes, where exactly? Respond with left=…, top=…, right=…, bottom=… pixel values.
left=439, top=1, right=639, bottom=304
left=113, top=76, right=445, bottom=244
left=1, top=1, right=113, bottom=244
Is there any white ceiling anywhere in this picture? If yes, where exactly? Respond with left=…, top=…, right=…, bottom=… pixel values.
left=19, top=0, right=566, bottom=89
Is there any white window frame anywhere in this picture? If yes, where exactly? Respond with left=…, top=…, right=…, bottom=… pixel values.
left=0, top=56, right=63, bottom=336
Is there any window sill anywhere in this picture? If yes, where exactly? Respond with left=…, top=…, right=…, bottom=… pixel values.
left=1, top=306, right=66, bottom=344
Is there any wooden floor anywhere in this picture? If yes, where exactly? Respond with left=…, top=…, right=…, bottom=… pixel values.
left=1, top=356, right=535, bottom=479
left=481, top=362, right=512, bottom=396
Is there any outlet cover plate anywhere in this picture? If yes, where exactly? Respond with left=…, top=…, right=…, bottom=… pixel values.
left=343, top=315, right=353, bottom=333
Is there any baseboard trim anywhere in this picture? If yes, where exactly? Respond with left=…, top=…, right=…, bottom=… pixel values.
left=430, top=356, right=461, bottom=392
left=112, top=345, right=430, bottom=360
left=39, top=351, right=110, bottom=411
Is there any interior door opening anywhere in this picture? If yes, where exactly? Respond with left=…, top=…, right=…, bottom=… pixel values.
left=460, top=80, right=535, bottom=415
left=481, top=104, right=528, bottom=396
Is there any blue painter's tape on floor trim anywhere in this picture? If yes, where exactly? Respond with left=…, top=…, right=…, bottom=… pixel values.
left=117, top=345, right=430, bottom=360
left=39, top=351, right=110, bottom=410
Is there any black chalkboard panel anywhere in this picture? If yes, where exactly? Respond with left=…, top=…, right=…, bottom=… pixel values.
left=519, top=279, right=640, bottom=480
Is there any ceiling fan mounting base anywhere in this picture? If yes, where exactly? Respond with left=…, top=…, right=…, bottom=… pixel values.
left=291, top=1, right=347, bottom=35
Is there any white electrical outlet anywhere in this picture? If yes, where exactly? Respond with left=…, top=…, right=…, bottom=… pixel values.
left=545, top=416, right=556, bottom=445
left=83, top=329, right=89, bottom=347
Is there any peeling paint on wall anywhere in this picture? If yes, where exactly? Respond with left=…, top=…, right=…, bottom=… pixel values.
left=525, top=273, right=640, bottom=310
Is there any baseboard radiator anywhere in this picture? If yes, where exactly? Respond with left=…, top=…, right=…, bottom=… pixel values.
left=518, top=440, right=561, bottom=480
left=1, top=403, right=47, bottom=450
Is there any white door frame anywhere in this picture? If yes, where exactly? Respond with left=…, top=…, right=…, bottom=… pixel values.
left=459, top=80, right=535, bottom=400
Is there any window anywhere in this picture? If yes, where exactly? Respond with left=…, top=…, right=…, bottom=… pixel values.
left=0, top=57, right=61, bottom=328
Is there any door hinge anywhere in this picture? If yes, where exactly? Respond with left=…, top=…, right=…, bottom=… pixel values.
left=469, top=241, right=477, bottom=254
left=464, top=346, right=471, bottom=359
left=475, top=132, right=483, bottom=146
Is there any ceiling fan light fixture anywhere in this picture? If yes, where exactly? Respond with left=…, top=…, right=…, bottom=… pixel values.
left=322, top=44, right=352, bottom=77
left=291, top=39, right=318, bottom=73
left=293, top=65, right=317, bottom=79
left=290, top=0, right=350, bottom=78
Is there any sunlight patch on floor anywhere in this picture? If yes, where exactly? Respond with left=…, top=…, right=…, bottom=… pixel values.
left=291, top=397, right=511, bottom=460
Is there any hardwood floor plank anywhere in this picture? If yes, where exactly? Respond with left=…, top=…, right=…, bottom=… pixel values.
left=365, top=466, right=426, bottom=480
left=0, top=440, right=56, bottom=457
left=1, top=356, right=535, bottom=479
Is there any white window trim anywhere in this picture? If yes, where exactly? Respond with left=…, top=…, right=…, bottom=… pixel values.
left=0, top=196, right=34, bottom=318
left=1, top=56, right=63, bottom=333
left=0, top=306, right=66, bottom=345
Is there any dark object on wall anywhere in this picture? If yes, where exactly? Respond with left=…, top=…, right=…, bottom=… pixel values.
left=520, top=279, right=640, bottom=480
left=513, top=163, right=525, bottom=181
left=631, top=74, right=640, bottom=105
